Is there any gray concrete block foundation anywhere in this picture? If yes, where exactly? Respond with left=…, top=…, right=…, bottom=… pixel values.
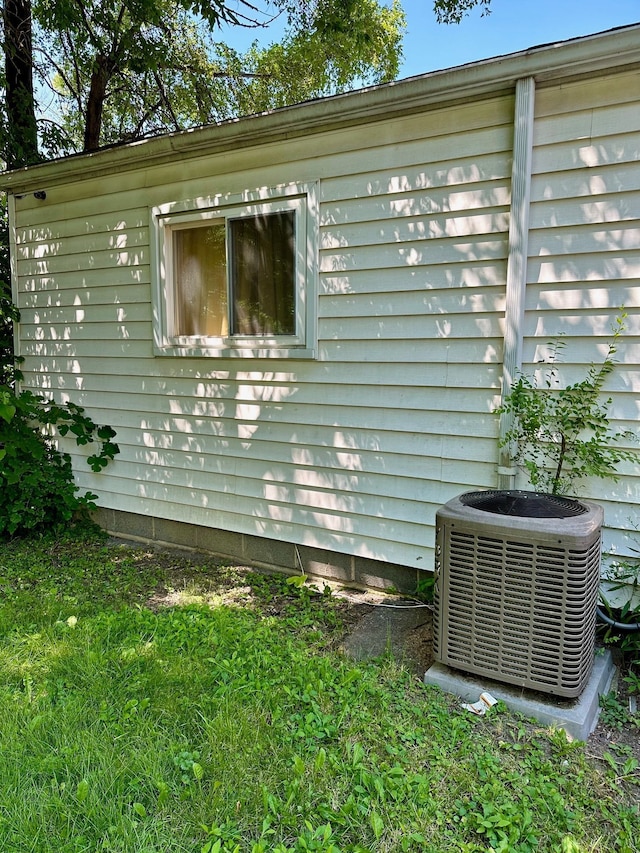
left=92, top=507, right=420, bottom=593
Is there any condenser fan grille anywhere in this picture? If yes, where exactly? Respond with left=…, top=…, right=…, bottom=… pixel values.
left=433, top=492, right=603, bottom=698
left=460, top=489, right=588, bottom=518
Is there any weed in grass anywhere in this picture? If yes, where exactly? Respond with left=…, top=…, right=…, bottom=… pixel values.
left=599, top=690, right=634, bottom=730
left=623, top=665, right=640, bottom=696
left=173, top=749, right=205, bottom=795
left=455, top=793, right=537, bottom=852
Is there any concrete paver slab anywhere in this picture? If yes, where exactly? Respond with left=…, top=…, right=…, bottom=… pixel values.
left=424, top=652, right=616, bottom=741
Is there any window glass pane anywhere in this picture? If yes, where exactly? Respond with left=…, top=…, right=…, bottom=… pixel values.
left=230, top=211, right=295, bottom=336
left=173, top=223, right=227, bottom=336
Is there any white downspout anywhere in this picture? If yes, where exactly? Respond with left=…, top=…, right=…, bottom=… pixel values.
left=498, top=76, right=535, bottom=490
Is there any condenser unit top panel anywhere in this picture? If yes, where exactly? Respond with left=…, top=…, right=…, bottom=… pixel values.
left=438, top=490, right=603, bottom=544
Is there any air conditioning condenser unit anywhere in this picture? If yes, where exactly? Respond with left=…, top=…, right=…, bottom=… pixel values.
left=433, top=490, right=603, bottom=698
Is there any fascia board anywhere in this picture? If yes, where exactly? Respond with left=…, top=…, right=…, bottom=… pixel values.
left=2, top=23, right=639, bottom=194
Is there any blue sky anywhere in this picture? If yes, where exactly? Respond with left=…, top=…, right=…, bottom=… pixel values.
left=219, top=0, right=640, bottom=80
left=399, top=0, right=640, bottom=77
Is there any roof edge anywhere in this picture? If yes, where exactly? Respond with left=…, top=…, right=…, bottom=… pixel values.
left=2, top=22, right=640, bottom=193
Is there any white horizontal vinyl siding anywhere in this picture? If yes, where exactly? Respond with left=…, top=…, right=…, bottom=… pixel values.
left=526, top=70, right=640, bottom=555
left=13, top=94, right=513, bottom=568
left=314, top=99, right=512, bottom=560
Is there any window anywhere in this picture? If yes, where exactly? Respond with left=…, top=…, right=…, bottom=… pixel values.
left=152, top=184, right=317, bottom=358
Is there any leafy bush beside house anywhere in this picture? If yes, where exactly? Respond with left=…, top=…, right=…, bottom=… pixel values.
left=497, top=315, right=638, bottom=497
left=0, top=388, right=119, bottom=536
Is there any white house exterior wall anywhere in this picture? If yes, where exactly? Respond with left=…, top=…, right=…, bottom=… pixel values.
left=12, top=94, right=513, bottom=573
left=5, top=26, right=640, bottom=585
left=526, top=68, right=640, bottom=555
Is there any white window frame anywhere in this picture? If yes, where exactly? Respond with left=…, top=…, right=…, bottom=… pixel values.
left=151, top=182, right=318, bottom=359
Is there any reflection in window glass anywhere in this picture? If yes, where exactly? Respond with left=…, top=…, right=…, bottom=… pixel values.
left=173, top=222, right=227, bottom=336
left=230, top=211, right=295, bottom=336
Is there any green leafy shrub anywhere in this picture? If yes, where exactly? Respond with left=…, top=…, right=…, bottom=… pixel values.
left=0, top=384, right=119, bottom=536
left=497, top=315, right=637, bottom=496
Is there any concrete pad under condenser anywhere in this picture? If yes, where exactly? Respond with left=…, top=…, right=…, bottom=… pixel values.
left=424, top=651, right=615, bottom=741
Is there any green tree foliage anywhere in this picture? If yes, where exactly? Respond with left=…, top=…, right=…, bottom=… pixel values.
left=34, top=0, right=244, bottom=151
left=434, top=0, right=491, bottom=25
left=1, top=0, right=493, bottom=163
left=209, top=0, right=405, bottom=118
left=41, top=0, right=406, bottom=151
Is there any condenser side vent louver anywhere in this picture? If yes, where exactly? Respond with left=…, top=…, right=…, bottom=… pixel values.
left=433, top=491, right=603, bottom=698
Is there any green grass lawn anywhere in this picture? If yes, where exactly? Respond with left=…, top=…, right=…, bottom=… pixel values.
left=0, top=527, right=638, bottom=853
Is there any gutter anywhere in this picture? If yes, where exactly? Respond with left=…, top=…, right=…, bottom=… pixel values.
left=1, top=23, right=640, bottom=194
